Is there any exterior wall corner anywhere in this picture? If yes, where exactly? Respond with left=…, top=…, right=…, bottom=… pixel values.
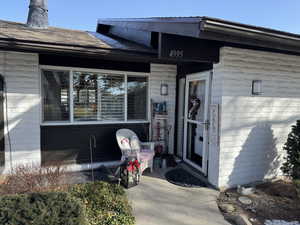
left=0, top=50, right=41, bottom=173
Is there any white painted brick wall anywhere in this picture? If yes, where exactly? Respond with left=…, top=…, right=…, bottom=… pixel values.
left=216, top=47, right=300, bottom=188
left=0, top=51, right=40, bottom=172
left=150, top=63, right=177, bottom=154
left=208, top=63, right=223, bottom=187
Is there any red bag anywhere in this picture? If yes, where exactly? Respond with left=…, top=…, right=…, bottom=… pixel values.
left=120, top=158, right=140, bottom=188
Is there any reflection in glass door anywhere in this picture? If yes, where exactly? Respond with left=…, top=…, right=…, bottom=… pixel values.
left=186, top=122, right=205, bottom=167
left=184, top=72, right=211, bottom=174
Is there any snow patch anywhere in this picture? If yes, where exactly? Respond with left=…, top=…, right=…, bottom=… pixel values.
left=265, top=220, right=300, bottom=225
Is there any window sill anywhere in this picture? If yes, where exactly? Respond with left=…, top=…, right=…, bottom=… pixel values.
left=41, top=120, right=150, bottom=126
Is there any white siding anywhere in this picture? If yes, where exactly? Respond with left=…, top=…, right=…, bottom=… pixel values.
left=215, top=47, right=300, bottom=188
left=150, top=63, right=177, bottom=154
left=208, top=63, right=223, bottom=187
left=0, top=51, right=40, bottom=172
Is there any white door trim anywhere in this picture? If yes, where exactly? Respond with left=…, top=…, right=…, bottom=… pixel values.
left=183, top=71, right=212, bottom=175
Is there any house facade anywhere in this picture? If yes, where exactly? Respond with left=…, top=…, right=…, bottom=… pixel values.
left=0, top=49, right=177, bottom=173
left=1, top=5, right=300, bottom=188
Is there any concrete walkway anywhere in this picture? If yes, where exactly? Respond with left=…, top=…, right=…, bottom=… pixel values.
left=126, top=170, right=230, bottom=225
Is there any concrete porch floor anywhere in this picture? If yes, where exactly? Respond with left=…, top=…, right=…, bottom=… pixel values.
left=126, top=168, right=230, bottom=225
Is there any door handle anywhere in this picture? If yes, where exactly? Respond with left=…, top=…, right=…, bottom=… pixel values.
left=195, top=120, right=210, bottom=130
left=204, top=120, right=210, bottom=130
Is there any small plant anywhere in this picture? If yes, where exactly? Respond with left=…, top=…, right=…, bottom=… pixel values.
left=0, top=192, right=87, bottom=225
left=0, top=162, right=68, bottom=195
left=281, top=120, right=300, bottom=179
left=70, top=181, right=135, bottom=225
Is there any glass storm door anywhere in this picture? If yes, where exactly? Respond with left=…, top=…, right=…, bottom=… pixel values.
left=183, top=71, right=211, bottom=175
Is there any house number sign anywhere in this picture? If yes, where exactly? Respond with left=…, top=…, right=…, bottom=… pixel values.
left=210, top=104, right=219, bottom=147
left=169, top=50, right=184, bottom=58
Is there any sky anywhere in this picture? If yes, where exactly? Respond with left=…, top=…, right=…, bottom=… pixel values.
left=1, top=0, right=300, bottom=34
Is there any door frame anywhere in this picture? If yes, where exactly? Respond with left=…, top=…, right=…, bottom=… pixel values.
left=183, top=71, right=212, bottom=175
left=175, top=77, right=186, bottom=158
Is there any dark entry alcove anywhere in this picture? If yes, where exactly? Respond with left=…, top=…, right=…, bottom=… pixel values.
left=41, top=123, right=149, bottom=165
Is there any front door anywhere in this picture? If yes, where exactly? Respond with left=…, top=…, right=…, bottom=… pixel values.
left=183, top=71, right=211, bottom=175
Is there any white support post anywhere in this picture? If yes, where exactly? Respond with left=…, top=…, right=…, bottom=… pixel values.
left=124, top=74, right=128, bottom=122
left=69, top=70, right=74, bottom=123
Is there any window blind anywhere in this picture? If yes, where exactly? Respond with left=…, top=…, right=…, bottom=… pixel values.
left=98, top=75, right=125, bottom=121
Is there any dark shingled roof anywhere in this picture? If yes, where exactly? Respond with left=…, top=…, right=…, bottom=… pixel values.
left=0, top=19, right=156, bottom=58
left=0, top=20, right=109, bottom=48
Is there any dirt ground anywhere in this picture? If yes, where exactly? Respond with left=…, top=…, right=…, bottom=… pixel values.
left=217, top=180, right=300, bottom=225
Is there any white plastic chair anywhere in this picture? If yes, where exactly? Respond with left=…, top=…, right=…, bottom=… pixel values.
left=116, top=129, right=155, bottom=174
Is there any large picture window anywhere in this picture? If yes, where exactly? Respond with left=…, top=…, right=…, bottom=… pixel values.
left=41, top=68, right=149, bottom=124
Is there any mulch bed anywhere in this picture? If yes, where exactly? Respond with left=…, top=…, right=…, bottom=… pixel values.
left=217, top=180, right=300, bottom=225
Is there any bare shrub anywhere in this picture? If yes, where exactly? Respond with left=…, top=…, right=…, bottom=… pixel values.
left=0, top=162, right=69, bottom=195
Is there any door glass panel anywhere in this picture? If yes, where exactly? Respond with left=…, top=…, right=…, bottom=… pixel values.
left=185, top=78, right=207, bottom=170
left=186, top=122, right=204, bottom=167
left=187, top=80, right=206, bottom=122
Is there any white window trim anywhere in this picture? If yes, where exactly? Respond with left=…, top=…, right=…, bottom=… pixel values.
left=124, top=73, right=128, bottom=122
left=40, top=65, right=150, bottom=126
left=69, top=70, right=74, bottom=123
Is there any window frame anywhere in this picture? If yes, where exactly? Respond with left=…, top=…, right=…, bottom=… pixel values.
left=40, top=65, right=150, bottom=126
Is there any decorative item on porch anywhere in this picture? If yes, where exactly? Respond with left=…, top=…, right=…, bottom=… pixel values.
left=151, top=100, right=170, bottom=156
left=160, top=83, right=169, bottom=96
left=161, top=153, right=177, bottom=168
left=154, top=121, right=163, bottom=155
left=120, top=157, right=141, bottom=188
left=152, top=101, right=167, bottom=115
left=116, top=129, right=155, bottom=176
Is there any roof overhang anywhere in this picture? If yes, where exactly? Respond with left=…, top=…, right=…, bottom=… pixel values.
left=0, top=37, right=159, bottom=63
left=97, top=17, right=300, bottom=55
left=97, top=17, right=203, bottom=38
left=0, top=19, right=159, bottom=63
